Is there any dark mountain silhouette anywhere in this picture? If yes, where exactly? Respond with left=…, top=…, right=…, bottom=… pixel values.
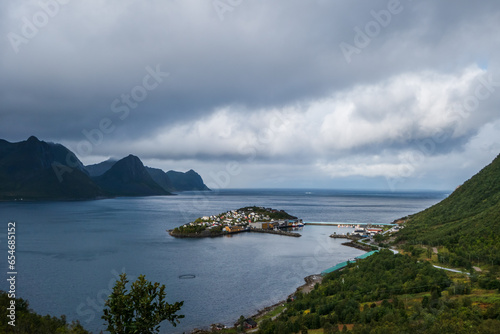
left=1, top=136, right=210, bottom=200
left=85, top=158, right=118, bottom=177
left=146, top=167, right=176, bottom=192
left=0, top=136, right=104, bottom=200
left=93, top=155, right=170, bottom=196
left=166, top=170, right=210, bottom=192
left=84, top=161, right=210, bottom=192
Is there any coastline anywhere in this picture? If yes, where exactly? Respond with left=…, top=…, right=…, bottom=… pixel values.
left=168, top=228, right=301, bottom=238
left=187, top=224, right=372, bottom=333
left=248, top=274, right=323, bottom=319
left=341, top=240, right=373, bottom=251
left=190, top=274, right=324, bottom=334
left=176, top=211, right=383, bottom=333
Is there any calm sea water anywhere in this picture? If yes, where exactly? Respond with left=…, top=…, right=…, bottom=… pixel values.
left=0, top=189, right=446, bottom=333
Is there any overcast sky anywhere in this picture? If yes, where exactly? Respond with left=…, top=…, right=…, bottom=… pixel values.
left=1, top=0, right=500, bottom=190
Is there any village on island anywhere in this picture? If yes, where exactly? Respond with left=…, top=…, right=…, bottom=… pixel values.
left=169, top=206, right=304, bottom=238
left=169, top=206, right=400, bottom=242
left=170, top=206, right=404, bottom=333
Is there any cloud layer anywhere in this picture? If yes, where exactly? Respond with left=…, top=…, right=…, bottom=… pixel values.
left=1, top=0, right=500, bottom=190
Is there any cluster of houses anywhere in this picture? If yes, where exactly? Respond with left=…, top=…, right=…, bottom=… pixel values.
left=351, top=225, right=384, bottom=238
left=249, top=219, right=304, bottom=230
left=350, top=224, right=403, bottom=238
left=211, top=318, right=257, bottom=331
left=182, top=207, right=303, bottom=232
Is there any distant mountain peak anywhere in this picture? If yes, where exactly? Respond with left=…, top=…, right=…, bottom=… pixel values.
left=166, top=169, right=210, bottom=192
left=107, top=155, right=144, bottom=176
left=27, top=135, right=40, bottom=142
left=94, top=155, right=169, bottom=196
left=0, top=137, right=104, bottom=200
left=0, top=137, right=211, bottom=200
left=111, top=155, right=146, bottom=176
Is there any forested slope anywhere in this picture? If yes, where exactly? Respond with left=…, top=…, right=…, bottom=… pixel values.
left=256, top=250, right=500, bottom=334
left=397, top=154, right=500, bottom=267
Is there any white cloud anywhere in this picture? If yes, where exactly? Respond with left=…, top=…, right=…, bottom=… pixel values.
left=110, top=66, right=494, bottom=161
left=64, top=65, right=500, bottom=190
left=3, top=1, right=500, bottom=189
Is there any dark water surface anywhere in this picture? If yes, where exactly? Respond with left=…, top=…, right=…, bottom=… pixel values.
left=0, top=189, right=446, bottom=333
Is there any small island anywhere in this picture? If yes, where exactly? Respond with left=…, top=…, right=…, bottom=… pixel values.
left=169, top=206, right=303, bottom=238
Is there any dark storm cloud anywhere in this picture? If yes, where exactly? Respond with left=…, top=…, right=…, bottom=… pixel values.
left=1, top=0, right=500, bottom=189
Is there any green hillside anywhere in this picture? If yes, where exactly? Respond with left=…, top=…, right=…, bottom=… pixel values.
left=397, top=154, right=500, bottom=268
left=255, top=250, right=500, bottom=334
left=221, top=156, right=500, bottom=334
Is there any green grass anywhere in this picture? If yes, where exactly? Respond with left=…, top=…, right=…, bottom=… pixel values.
left=258, top=305, right=287, bottom=323
left=468, top=290, right=500, bottom=304
left=305, top=329, right=324, bottom=334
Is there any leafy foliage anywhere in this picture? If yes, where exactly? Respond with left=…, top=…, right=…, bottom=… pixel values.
left=173, top=224, right=207, bottom=234
left=102, top=273, right=184, bottom=334
left=397, top=153, right=500, bottom=267
left=0, top=291, right=90, bottom=333
left=241, top=206, right=298, bottom=220
left=256, top=250, right=500, bottom=333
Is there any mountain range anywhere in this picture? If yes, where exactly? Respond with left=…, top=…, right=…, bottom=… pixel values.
left=86, top=159, right=210, bottom=193
left=0, top=136, right=210, bottom=200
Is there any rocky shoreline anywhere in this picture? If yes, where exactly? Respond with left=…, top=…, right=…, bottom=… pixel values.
left=168, top=228, right=301, bottom=238
left=341, top=240, right=373, bottom=251
left=249, top=229, right=301, bottom=237
left=248, top=275, right=322, bottom=318
left=189, top=274, right=322, bottom=334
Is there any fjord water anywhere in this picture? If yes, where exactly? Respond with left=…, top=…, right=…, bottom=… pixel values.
left=0, top=189, right=446, bottom=333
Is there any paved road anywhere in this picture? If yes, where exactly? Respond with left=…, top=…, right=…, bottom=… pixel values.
left=357, top=237, right=399, bottom=254
left=432, top=265, right=470, bottom=275
left=364, top=227, right=466, bottom=273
